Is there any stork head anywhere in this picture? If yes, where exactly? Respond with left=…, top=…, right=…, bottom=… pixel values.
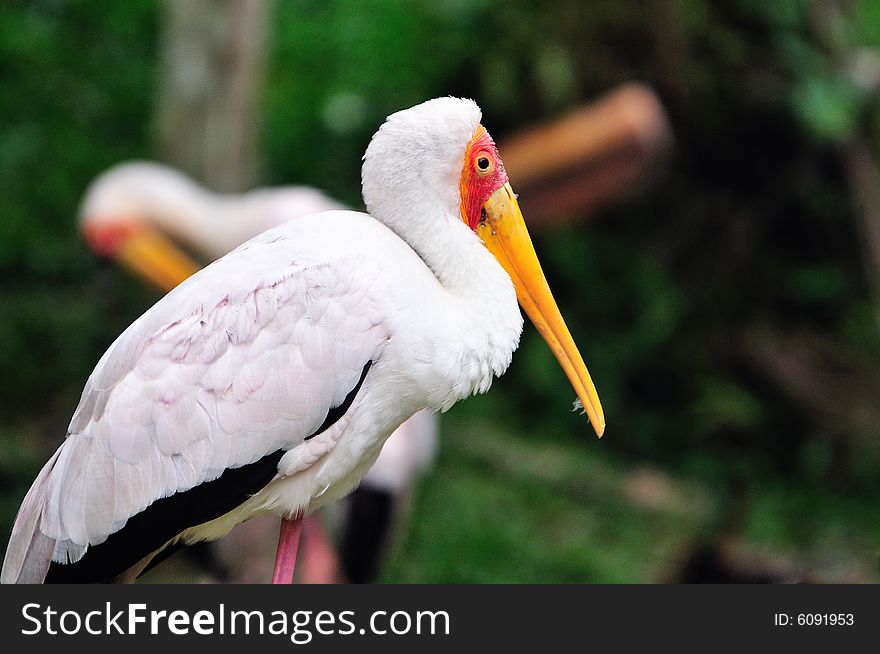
left=364, top=98, right=605, bottom=436
left=79, top=162, right=202, bottom=292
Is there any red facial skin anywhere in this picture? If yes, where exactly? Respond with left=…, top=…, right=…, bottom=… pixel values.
left=81, top=220, right=141, bottom=258
left=459, top=126, right=509, bottom=230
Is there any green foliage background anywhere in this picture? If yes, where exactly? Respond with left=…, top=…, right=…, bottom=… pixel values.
left=1, top=0, right=879, bottom=582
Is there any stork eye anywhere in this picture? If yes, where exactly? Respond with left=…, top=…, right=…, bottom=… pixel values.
left=475, top=153, right=494, bottom=176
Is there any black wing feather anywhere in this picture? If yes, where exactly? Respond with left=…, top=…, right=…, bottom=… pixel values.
left=45, top=361, right=372, bottom=583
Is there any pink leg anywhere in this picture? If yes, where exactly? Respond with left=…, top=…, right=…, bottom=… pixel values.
left=271, top=515, right=303, bottom=584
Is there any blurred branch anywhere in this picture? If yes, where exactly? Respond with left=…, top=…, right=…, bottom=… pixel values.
left=155, top=0, right=273, bottom=192
left=500, top=84, right=672, bottom=228
left=673, top=537, right=847, bottom=583
left=447, top=420, right=713, bottom=519
left=734, top=328, right=880, bottom=442
left=841, top=139, right=880, bottom=323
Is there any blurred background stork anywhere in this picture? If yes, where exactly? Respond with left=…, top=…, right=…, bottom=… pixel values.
left=1, top=0, right=879, bottom=583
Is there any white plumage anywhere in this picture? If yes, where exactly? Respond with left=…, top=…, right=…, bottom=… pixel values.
left=78, top=160, right=438, bottom=508
left=2, top=97, right=602, bottom=584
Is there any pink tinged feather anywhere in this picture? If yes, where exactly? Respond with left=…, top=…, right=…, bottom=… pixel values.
left=9, top=229, right=395, bottom=572
left=0, top=448, right=62, bottom=583
left=83, top=445, right=114, bottom=545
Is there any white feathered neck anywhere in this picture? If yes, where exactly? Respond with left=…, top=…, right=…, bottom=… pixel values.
left=80, top=162, right=218, bottom=245
left=79, top=162, right=345, bottom=259
left=363, top=98, right=493, bottom=291
left=362, top=97, right=524, bottom=387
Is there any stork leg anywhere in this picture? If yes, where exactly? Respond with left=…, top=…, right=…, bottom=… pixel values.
left=271, top=515, right=303, bottom=584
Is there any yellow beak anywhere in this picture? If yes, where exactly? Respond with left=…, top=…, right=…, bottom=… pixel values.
left=116, top=225, right=202, bottom=293
left=478, top=182, right=605, bottom=437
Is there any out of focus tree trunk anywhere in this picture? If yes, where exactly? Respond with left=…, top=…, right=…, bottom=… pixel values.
left=808, top=0, right=880, bottom=326
left=150, top=0, right=279, bottom=584
left=155, top=0, right=272, bottom=192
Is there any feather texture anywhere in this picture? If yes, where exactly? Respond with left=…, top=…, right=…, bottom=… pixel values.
left=3, top=98, right=527, bottom=583
left=5, top=212, right=404, bottom=578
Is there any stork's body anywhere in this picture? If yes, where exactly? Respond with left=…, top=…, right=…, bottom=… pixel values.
left=2, top=98, right=602, bottom=583
left=80, top=161, right=439, bottom=582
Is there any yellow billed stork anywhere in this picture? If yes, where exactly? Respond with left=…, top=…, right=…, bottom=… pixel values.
left=1, top=97, right=604, bottom=584
left=78, top=160, right=438, bottom=583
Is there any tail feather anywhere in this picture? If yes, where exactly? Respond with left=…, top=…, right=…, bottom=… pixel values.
left=1, top=448, right=62, bottom=584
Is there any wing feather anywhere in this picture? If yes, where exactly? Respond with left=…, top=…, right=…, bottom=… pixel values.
left=0, top=449, right=62, bottom=583
left=31, top=217, right=390, bottom=566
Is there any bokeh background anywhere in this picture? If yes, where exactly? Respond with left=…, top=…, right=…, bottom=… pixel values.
left=2, top=0, right=880, bottom=582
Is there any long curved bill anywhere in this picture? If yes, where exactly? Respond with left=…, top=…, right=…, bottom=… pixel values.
left=116, top=225, right=202, bottom=293
left=478, top=182, right=605, bottom=437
